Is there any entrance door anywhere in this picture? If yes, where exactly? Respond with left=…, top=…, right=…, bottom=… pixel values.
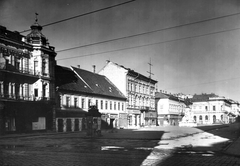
left=110, top=119, right=114, bottom=129
left=57, top=119, right=63, bottom=132
left=66, top=119, right=72, bottom=132
left=75, top=119, right=79, bottom=131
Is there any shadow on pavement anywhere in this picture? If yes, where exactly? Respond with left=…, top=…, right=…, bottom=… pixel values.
left=152, top=123, right=240, bottom=166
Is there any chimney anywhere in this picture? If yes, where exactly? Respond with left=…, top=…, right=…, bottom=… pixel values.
left=106, top=60, right=110, bottom=63
left=92, top=65, right=96, bottom=73
left=77, top=65, right=80, bottom=68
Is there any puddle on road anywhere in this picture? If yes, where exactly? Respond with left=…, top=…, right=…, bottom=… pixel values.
left=101, top=146, right=153, bottom=152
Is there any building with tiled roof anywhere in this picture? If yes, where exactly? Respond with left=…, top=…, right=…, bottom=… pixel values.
left=155, top=91, right=186, bottom=126
left=190, top=93, right=232, bottom=124
left=55, top=65, right=127, bottom=132
left=99, top=61, right=158, bottom=128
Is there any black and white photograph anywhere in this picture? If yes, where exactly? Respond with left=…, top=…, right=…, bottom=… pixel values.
left=0, top=0, right=240, bottom=165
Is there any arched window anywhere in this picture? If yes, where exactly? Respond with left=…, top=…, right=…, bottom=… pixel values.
left=213, top=115, right=216, bottom=123
left=193, top=116, right=196, bottom=122
left=205, top=115, right=208, bottom=121
left=199, top=115, right=202, bottom=121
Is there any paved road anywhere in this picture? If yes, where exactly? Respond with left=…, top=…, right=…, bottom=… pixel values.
left=0, top=124, right=239, bottom=166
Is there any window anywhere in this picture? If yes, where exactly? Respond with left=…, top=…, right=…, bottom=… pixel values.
left=66, top=97, right=70, bottom=107
left=96, top=100, right=98, bottom=108
left=205, top=106, right=208, bottom=111
left=42, top=58, right=48, bottom=76
left=105, top=101, right=108, bottom=109
left=118, top=102, right=120, bottom=110
left=0, top=81, right=3, bottom=96
left=100, top=100, right=103, bottom=109
left=42, top=83, right=47, bottom=97
left=213, top=106, right=216, bottom=111
left=81, top=98, right=85, bottom=108
left=34, top=60, right=38, bottom=75
left=88, top=99, right=91, bottom=108
left=34, top=89, right=38, bottom=97
left=74, top=97, right=78, bottom=108
left=114, top=102, right=116, bottom=110
left=205, top=115, right=208, bottom=121
left=199, top=115, right=202, bottom=121
left=122, top=103, right=124, bottom=111
left=11, top=55, right=15, bottom=66
left=110, top=101, right=112, bottom=110
left=15, top=58, right=20, bottom=70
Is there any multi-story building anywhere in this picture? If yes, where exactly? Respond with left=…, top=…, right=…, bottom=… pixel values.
left=99, top=61, right=158, bottom=128
left=190, top=94, right=231, bottom=124
left=0, top=20, right=56, bottom=134
left=155, top=91, right=186, bottom=126
left=55, top=65, right=127, bottom=132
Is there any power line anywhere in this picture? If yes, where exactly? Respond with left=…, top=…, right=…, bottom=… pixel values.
left=56, top=26, right=240, bottom=61
left=19, top=0, right=136, bottom=33
left=165, top=77, right=240, bottom=91
left=56, top=12, right=240, bottom=53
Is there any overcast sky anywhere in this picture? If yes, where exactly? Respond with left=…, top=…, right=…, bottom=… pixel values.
left=1, top=0, right=240, bottom=101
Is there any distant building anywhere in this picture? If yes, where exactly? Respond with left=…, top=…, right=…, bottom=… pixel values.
left=0, top=20, right=56, bottom=134
left=99, top=61, right=158, bottom=128
left=55, top=65, right=127, bottom=132
left=190, top=93, right=231, bottom=124
left=155, top=92, right=186, bottom=126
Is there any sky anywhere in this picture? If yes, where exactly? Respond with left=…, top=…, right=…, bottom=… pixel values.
left=1, top=0, right=240, bottom=101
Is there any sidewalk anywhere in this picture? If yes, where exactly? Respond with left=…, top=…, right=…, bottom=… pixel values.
left=225, top=137, right=240, bottom=157
left=224, top=122, right=240, bottom=157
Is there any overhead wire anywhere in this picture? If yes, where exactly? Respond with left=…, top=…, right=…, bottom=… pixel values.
left=19, top=0, right=136, bottom=33
left=164, top=77, right=240, bottom=91
left=56, top=26, right=240, bottom=60
left=56, top=12, right=240, bottom=53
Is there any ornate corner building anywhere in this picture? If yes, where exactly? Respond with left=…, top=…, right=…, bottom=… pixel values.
left=0, top=20, right=56, bottom=135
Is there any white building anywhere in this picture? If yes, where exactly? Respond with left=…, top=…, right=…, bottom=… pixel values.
left=155, top=92, right=186, bottom=126
left=191, top=94, right=231, bottom=124
left=99, top=61, right=158, bottom=128
left=55, top=65, right=127, bottom=132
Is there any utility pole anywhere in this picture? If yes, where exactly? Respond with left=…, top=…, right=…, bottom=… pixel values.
left=147, top=58, right=154, bottom=79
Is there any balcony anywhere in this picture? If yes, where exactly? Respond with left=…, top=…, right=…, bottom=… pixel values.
left=0, top=63, right=40, bottom=78
left=0, top=93, right=52, bottom=102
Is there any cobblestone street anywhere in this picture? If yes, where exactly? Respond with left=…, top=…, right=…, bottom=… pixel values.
left=0, top=124, right=239, bottom=166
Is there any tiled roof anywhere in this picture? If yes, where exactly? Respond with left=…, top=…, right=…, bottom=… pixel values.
left=155, top=92, right=180, bottom=102
left=155, top=92, right=169, bottom=99
left=191, top=93, right=218, bottom=102
left=55, top=65, right=126, bottom=100
left=55, top=65, right=92, bottom=93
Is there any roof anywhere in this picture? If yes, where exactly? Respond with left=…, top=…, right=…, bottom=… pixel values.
left=106, top=61, right=158, bottom=84
left=155, top=92, right=182, bottom=102
left=191, top=93, right=219, bottom=102
left=55, top=65, right=126, bottom=100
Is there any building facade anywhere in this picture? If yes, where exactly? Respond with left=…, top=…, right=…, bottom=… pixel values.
left=55, top=65, right=127, bottom=132
left=0, top=21, right=56, bottom=134
left=99, top=61, right=158, bottom=128
left=190, top=94, right=231, bottom=125
left=155, top=91, right=186, bottom=126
